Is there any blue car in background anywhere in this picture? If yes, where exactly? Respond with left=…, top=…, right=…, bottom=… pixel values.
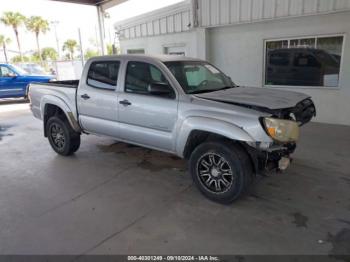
left=0, top=63, right=54, bottom=99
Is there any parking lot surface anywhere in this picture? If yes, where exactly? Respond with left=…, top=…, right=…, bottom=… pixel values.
left=0, top=103, right=349, bottom=255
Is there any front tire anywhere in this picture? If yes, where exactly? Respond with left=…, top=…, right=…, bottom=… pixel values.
left=46, top=116, right=81, bottom=156
left=189, top=141, right=253, bottom=204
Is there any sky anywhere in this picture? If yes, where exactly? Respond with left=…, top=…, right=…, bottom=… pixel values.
left=0, top=0, right=183, bottom=60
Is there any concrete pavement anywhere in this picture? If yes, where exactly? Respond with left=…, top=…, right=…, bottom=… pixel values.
left=0, top=103, right=349, bottom=255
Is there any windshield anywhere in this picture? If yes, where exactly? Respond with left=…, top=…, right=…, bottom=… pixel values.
left=11, top=64, right=30, bottom=75
left=165, top=61, right=235, bottom=94
left=17, top=64, right=48, bottom=75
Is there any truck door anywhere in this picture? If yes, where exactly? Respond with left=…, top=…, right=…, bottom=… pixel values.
left=0, top=65, right=22, bottom=98
left=77, top=60, right=121, bottom=137
left=117, top=61, right=178, bottom=152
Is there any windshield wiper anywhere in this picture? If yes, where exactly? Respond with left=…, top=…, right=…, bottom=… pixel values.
left=188, top=89, right=216, bottom=94
left=217, top=86, right=237, bottom=91
left=188, top=86, right=235, bottom=95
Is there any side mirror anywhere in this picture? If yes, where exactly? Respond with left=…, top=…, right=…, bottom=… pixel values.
left=226, top=76, right=233, bottom=83
left=148, top=82, right=174, bottom=97
left=227, top=76, right=237, bottom=87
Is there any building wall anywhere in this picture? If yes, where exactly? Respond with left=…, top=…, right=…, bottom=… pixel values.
left=115, top=1, right=193, bottom=41
left=198, top=0, right=350, bottom=27
left=119, top=29, right=207, bottom=59
left=208, top=12, right=350, bottom=125
left=115, top=1, right=350, bottom=125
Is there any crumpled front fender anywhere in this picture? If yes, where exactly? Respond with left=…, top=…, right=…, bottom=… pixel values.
left=175, top=116, right=255, bottom=157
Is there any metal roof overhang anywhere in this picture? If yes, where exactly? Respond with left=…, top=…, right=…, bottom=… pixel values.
left=50, top=0, right=128, bottom=10
left=48, top=0, right=129, bottom=55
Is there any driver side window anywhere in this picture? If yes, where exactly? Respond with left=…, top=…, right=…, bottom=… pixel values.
left=125, top=61, right=173, bottom=97
left=0, top=66, right=15, bottom=77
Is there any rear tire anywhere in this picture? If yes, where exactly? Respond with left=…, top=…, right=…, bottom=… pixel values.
left=189, top=141, right=253, bottom=204
left=23, top=96, right=30, bottom=103
left=46, top=116, right=80, bottom=156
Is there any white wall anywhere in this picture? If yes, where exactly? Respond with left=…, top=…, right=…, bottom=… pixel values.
left=208, top=12, right=350, bottom=125
left=54, top=61, right=83, bottom=80
left=119, top=30, right=201, bottom=58
left=115, top=1, right=192, bottom=41
left=198, top=0, right=350, bottom=27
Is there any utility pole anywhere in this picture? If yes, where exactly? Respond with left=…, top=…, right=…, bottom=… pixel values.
left=50, top=21, right=60, bottom=59
left=95, top=25, right=99, bottom=52
left=97, top=6, right=106, bottom=55
left=78, top=28, right=84, bottom=67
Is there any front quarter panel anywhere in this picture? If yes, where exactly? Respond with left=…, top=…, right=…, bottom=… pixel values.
left=175, top=97, right=274, bottom=157
left=176, top=116, right=256, bottom=157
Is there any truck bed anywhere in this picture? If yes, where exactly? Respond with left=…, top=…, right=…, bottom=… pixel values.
left=28, top=80, right=79, bottom=121
left=33, top=80, right=79, bottom=88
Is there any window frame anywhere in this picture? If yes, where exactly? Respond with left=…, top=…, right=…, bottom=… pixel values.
left=86, top=60, right=121, bottom=91
left=263, top=33, right=346, bottom=89
left=126, top=48, right=145, bottom=54
left=0, top=65, right=17, bottom=77
left=163, top=43, right=186, bottom=56
left=124, top=61, right=177, bottom=99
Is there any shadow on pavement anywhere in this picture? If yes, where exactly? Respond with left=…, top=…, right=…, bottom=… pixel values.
left=0, top=99, right=29, bottom=106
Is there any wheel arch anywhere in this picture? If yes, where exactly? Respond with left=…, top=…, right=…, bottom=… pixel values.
left=177, top=117, right=258, bottom=173
left=41, top=96, right=80, bottom=136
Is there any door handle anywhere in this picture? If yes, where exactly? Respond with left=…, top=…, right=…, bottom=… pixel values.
left=119, top=99, right=132, bottom=106
left=81, top=94, right=90, bottom=100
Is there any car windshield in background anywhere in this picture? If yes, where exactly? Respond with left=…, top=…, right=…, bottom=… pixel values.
left=11, top=64, right=30, bottom=75
left=165, top=61, right=235, bottom=94
left=17, top=64, right=48, bottom=75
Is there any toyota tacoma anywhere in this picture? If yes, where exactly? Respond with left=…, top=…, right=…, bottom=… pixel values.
left=28, top=55, right=316, bottom=203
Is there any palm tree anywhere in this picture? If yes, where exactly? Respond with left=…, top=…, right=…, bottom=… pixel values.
left=62, top=39, right=78, bottom=60
left=41, top=47, right=58, bottom=61
left=84, top=48, right=99, bottom=60
left=25, top=16, right=50, bottom=65
left=0, top=35, right=11, bottom=63
left=1, top=12, right=26, bottom=62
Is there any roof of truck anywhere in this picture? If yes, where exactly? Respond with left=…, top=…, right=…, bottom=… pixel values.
left=91, top=54, right=204, bottom=63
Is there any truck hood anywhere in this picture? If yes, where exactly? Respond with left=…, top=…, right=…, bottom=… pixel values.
left=195, top=86, right=310, bottom=110
left=195, top=86, right=316, bottom=125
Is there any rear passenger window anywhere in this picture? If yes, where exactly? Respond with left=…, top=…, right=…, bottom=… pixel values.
left=87, top=61, right=120, bottom=90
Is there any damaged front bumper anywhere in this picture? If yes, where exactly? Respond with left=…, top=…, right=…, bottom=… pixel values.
left=252, top=99, right=316, bottom=172
left=261, top=143, right=296, bottom=171
left=243, top=99, right=316, bottom=173
left=243, top=142, right=297, bottom=173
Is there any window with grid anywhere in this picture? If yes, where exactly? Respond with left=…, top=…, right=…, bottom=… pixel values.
left=265, top=35, right=344, bottom=87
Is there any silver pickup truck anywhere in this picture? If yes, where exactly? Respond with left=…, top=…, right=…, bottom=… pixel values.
left=28, top=55, right=316, bottom=203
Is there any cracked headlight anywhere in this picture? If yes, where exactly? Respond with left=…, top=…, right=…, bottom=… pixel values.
left=262, top=117, right=299, bottom=143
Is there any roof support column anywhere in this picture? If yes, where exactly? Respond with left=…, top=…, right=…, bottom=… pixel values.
left=196, top=28, right=209, bottom=60
left=97, top=5, right=106, bottom=55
